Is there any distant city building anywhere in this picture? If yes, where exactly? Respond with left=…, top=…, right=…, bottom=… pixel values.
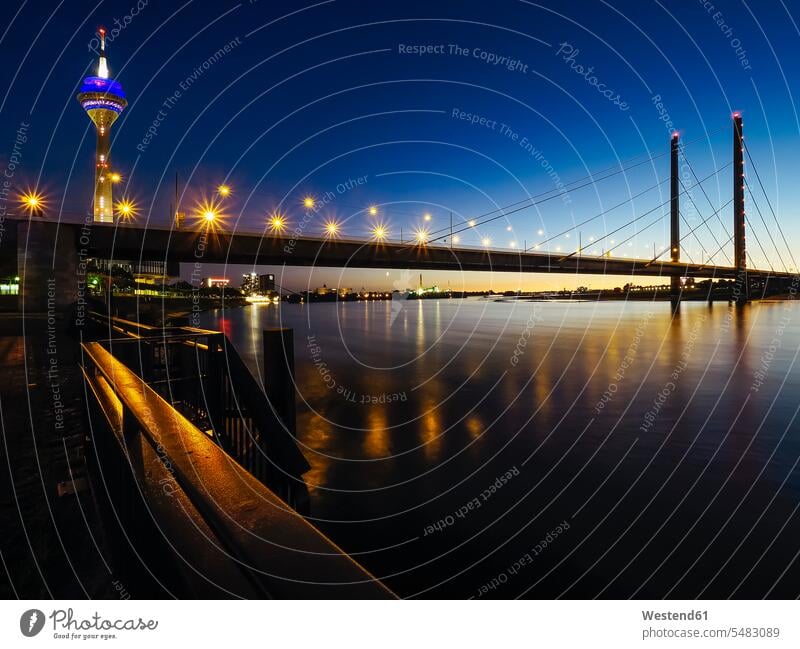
left=77, top=27, right=127, bottom=223
left=259, top=273, right=275, bottom=293
left=0, top=277, right=19, bottom=295
left=92, top=259, right=177, bottom=285
left=413, top=272, right=440, bottom=295
left=174, top=211, right=185, bottom=230
left=241, top=272, right=259, bottom=295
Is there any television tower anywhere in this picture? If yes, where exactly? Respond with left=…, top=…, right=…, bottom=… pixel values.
left=77, top=27, right=127, bottom=222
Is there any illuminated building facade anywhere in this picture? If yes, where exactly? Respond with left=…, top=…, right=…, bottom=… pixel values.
left=204, top=278, right=230, bottom=289
left=77, top=27, right=127, bottom=222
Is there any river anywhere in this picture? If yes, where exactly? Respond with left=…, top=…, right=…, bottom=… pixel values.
left=199, top=297, right=800, bottom=598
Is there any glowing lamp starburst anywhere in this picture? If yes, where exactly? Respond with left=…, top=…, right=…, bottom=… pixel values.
left=116, top=199, right=136, bottom=219
left=371, top=223, right=389, bottom=242
left=368, top=205, right=378, bottom=216
left=414, top=228, right=430, bottom=244
left=324, top=220, right=340, bottom=237
left=303, top=196, right=315, bottom=209
left=269, top=214, right=287, bottom=233
left=195, top=199, right=223, bottom=229
left=20, top=191, right=44, bottom=215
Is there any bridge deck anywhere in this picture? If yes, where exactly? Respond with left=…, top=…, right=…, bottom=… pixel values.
left=4, top=218, right=794, bottom=280
left=74, top=221, right=792, bottom=279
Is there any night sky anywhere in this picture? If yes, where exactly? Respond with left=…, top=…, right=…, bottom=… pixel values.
left=2, top=0, right=800, bottom=291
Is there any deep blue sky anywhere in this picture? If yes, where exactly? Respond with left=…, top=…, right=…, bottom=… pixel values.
left=2, top=0, right=800, bottom=290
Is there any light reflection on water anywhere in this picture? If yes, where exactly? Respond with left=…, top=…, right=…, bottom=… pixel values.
left=199, top=297, right=800, bottom=598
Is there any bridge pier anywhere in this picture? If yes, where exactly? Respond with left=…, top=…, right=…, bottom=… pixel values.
left=16, top=219, right=80, bottom=312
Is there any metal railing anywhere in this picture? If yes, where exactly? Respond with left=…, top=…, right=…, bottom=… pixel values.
left=86, top=311, right=310, bottom=510
left=81, top=340, right=394, bottom=598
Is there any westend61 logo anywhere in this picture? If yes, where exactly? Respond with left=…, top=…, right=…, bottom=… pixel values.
left=18, top=608, right=158, bottom=640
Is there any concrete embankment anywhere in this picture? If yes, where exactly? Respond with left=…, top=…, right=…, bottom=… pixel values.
left=0, top=315, right=112, bottom=598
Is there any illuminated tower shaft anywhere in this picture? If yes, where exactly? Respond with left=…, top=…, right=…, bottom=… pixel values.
left=93, top=122, right=113, bottom=221
left=77, top=27, right=127, bottom=222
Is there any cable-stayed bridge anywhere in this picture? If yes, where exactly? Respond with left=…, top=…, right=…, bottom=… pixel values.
left=6, top=113, right=799, bottom=310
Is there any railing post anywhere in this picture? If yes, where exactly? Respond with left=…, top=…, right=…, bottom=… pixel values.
left=263, top=328, right=297, bottom=438
left=205, top=333, right=226, bottom=437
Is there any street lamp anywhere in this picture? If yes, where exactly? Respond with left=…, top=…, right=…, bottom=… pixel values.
left=116, top=199, right=136, bottom=219
left=324, top=220, right=340, bottom=237
left=20, top=191, right=44, bottom=215
left=372, top=223, right=388, bottom=241
left=217, top=184, right=231, bottom=197
left=269, top=214, right=286, bottom=233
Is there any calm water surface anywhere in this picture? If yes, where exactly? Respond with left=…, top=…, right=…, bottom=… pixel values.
left=200, top=298, right=800, bottom=598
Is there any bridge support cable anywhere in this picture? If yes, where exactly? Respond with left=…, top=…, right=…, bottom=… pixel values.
left=680, top=149, right=733, bottom=237
left=699, top=234, right=735, bottom=268
left=743, top=184, right=785, bottom=272
left=680, top=139, right=782, bottom=281
left=678, top=179, right=734, bottom=266
left=647, top=198, right=733, bottom=265
left=677, top=210, right=710, bottom=265
left=678, top=150, right=735, bottom=266
left=419, top=160, right=670, bottom=245
left=563, top=163, right=732, bottom=261
left=422, top=173, right=671, bottom=248
left=528, top=177, right=670, bottom=253
left=744, top=214, right=777, bottom=273
left=418, top=127, right=729, bottom=246
left=743, top=140, right=799, bottom=270
left=603, top=212, right=678, bottom=260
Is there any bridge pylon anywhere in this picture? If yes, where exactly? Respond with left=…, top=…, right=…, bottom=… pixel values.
left=733, top=112, right=748, bottom=304
left=670, top=131, right=680, bottom=299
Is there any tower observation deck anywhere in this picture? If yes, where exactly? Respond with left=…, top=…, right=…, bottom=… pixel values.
left=77, top=27, right=127, bottom=223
